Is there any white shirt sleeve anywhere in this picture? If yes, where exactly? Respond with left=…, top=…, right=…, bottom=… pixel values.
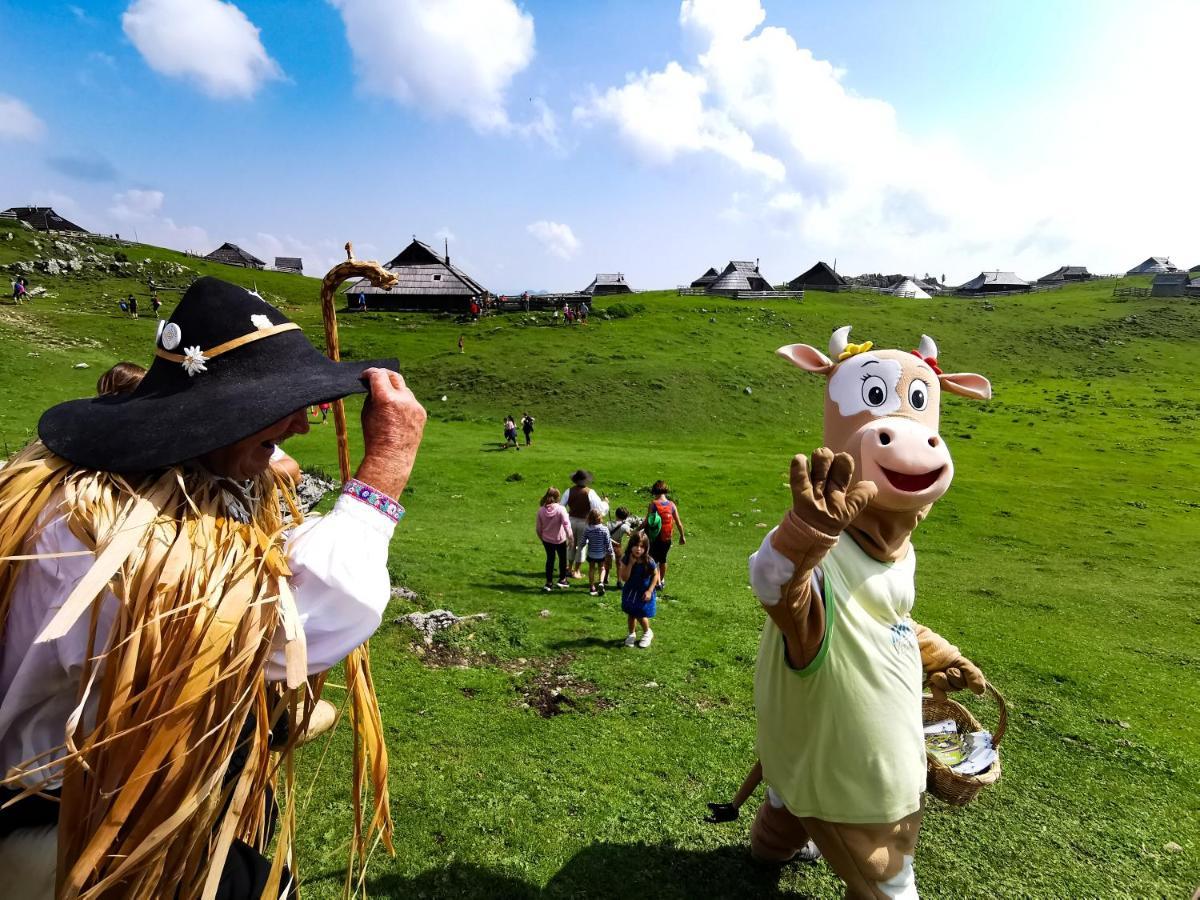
left=266, top=493, right=396, bottom=680
left=749, top=527, right=796, bottom=607
left=588, top=489, right=610, bottom=517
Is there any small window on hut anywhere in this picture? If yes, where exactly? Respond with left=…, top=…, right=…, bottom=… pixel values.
left=433, top=274, right=442, bottom=281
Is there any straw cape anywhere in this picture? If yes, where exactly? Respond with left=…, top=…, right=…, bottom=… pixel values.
left=0, top=444, right=392, bottom=898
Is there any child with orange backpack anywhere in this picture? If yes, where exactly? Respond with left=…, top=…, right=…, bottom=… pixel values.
left=645, top=480, right=685, bottom=591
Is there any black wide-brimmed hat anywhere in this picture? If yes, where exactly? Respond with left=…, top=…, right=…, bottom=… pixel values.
left=39, top=276, right=398, bottom=472
left=570, top=469, right=593, bottom=485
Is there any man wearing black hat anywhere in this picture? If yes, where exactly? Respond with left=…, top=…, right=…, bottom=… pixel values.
left=0, top=277, right=425, bottom=898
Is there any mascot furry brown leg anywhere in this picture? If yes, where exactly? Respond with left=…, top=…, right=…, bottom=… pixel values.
left=748, top=327, right=991, bottom=899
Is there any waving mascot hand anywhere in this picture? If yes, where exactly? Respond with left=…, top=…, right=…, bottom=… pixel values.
left=748, top=327, right=990, bottom=899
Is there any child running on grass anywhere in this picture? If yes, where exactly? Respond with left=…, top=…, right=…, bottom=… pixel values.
left=584, top=508, right=614, bottom=596
left=618, top=531, right=659, bottom=647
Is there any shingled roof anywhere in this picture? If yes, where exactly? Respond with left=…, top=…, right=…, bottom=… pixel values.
left=786, top=261, right=846, bottom=291
left=344, top=238, right=487, bottom=300
left=690, top=267, right=719, bottom=288
left=1, top=206, right=89, bottom=233
left=1126, top=256, right=1180, bottom=275
left=1038, top=265, right=1091, bottom=283
left=581, top=273, right=633, bottom=295
left=204, top=242, right=266, bottom=269
left=957, top=271, right=1031, bottom=292
left=710, top=260, right=771, bottom=292
left=274, top=256, right=303, bottom=274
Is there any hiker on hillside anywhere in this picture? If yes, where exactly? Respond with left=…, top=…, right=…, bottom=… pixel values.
left=521, top=412, right=535, bottom=445
left=645, top=480, right=686, bottom=592
left=151, top=292, right=162, bottom=317
left=504, top=415, right=520, bottom=450
left=11, top=277, right=26, bottom=303
left=560, top=469, right=608, bottom=578
left=0, top=276, right=426, bottom=898
left=127, top=293, right=139, bottom=319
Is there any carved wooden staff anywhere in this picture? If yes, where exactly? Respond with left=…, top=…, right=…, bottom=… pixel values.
left=321, top=241, right=398, bottom=480
left=319, top=244, right=399, bottom=892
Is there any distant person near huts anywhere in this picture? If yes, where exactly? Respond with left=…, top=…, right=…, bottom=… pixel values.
left=646, top=480, right=686, bottom=591
left=521, top=412, right=535, bottom=445
left=561, top=469, right=609, bottom=578
left=536, top=487, right=572, bottom=592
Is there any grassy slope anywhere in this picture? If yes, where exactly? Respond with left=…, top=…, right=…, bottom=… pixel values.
left=1, top=227, right=1198, bottom=898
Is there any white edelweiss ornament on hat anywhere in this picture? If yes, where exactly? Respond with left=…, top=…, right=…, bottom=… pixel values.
left=181, top=346, right=208, bottom=377
left=161, top=322, right=182, bottom=350
left=250, top=314, right=272, bottom=330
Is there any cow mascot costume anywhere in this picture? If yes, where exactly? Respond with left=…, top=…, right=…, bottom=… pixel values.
left=748, top=326, right=991, bottom=899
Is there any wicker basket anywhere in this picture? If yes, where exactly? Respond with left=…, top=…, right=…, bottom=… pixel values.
left=922, top=682, right=1007, bottom=806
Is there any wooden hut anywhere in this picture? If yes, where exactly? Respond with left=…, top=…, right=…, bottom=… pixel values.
left=204, top=242, right=266, bottom=269
left=1151, top=272, right=1189, bottom=297
left=274, top=256, right=303, bottom=274
left=890, top=278, right=931, bottom=299
left=957, top=271, right=1031, bottom=294
left=1, top=206, right=89, bottom=233
left=581, top=273, right=633, bottom=295
left=1126, top=257, right=1180, bottom=275
left=787, top=261, right=846, bottom=292
left=342, top=237, right=488, bottom=312
left=1037, top=265, right=1091, bottom=284
left=690, top=267, right=719, bottom=289
left=709, top=259, right=771, bottom=294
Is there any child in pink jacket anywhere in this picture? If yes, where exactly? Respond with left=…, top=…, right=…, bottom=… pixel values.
left=536, top=487, right=572, bottom=591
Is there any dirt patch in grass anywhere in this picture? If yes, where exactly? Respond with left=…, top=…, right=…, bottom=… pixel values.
left=512, top=653, right=613, bottom=718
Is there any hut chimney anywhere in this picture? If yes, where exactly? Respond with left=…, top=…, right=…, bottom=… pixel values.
left=444, top=237, right=450, bottom=265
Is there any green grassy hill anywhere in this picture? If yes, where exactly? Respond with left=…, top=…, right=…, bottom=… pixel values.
left=2, top=224, right=1198, bottom=898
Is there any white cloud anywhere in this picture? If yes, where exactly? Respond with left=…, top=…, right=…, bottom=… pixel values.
left=331, top=0, right=539, bottom=135
left=110, top=189, right=164, bottom=219
left=527, top=220, right=580, bottom=260
left=0, top=95, right=46, bottom=141
left=575, top=0, right=1200, bottom=281
left=122, top=0, right=283, bottom=99
left=574, top=62, right=784, bottom=181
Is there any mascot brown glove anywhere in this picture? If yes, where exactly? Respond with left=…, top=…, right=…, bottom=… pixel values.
left=914, top=622, right=986, bottom=700
left=768, top=449, right=876, bottom=669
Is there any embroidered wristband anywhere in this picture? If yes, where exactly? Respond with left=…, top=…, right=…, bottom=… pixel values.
left=342, top=478, right=405, bottom=524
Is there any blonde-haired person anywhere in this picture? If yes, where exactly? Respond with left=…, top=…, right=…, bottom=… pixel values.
left=536, top=487, right=572, bottom=591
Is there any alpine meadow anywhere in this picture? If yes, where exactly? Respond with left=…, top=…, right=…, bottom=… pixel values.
left=0, top=226, right=1197, bottom=898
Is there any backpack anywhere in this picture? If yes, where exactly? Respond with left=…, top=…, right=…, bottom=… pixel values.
left=650, top=498, right=674, bottom=540
left=645, top=507, right=663, bottom=540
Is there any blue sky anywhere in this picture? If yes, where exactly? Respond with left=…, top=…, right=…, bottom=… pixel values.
left=1, top=0, right=1196, bottom=291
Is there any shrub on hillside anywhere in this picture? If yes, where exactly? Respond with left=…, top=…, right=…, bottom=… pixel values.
left=113, top=250, right=128, bottom=263
left=604, top=302, right=645, bottom=319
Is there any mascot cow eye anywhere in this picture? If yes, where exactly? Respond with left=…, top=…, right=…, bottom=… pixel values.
left=908, top=379, right=929, bottom=411
left=861, top=374, right=888, bottom=408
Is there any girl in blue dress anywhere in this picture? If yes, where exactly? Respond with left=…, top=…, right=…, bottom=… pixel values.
left=618, top=531, right=660, bottom=648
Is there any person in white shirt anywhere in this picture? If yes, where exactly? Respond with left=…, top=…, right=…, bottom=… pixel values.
left=0, top=277, right=427, bottom=899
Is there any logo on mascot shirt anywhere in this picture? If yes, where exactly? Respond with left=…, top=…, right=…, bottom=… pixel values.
left=890, top=622, right=917, bottom=652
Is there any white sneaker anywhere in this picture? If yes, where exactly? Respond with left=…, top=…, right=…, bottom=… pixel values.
left=638, top=629, right=654, bottom=648
left=623, top=633, right=637, bottom=647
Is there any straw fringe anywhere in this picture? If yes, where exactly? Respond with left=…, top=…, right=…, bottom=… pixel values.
left=0, top=441, right=394, bottom=898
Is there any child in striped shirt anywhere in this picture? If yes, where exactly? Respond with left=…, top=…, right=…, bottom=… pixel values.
left=584, top=508, right=614, bottom=596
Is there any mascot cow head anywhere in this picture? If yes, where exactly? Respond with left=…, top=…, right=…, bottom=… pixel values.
left=777, top=326, right=991, bottom=514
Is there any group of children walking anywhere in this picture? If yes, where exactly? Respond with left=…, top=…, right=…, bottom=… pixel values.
left=535, top=470, right=685, bottom=649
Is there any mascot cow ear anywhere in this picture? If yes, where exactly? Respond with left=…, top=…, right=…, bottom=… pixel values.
left=939, top=372, right=992, bottom=401
left=777, top=343, right=834, bottom=374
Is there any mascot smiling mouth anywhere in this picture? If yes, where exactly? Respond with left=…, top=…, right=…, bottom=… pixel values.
left=879, top=466, right=944, bottom=492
